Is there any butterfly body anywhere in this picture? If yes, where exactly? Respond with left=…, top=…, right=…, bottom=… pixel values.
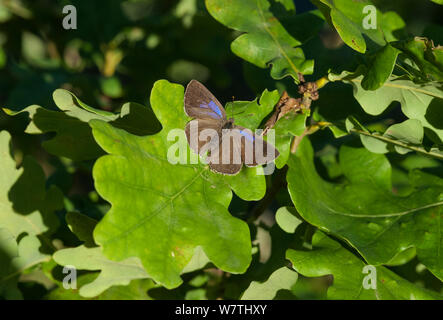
left=222, top=118, right=235, bottom=129
left=184, top=80, right=279, bottom=175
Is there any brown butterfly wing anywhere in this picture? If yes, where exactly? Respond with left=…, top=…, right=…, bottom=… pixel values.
left=185, top=119, right=222, bottom=156
left=208, top=141, right=243, bottom=175
left=184, top=80, right=227, bottom=121
left=233, top=126, right=280, bottom=167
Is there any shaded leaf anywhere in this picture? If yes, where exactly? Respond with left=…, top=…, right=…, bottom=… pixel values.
left=53, top=245, right=150, bottom=298
left=381, top=11, right=406, bottom=42
left=287, top=231, right=442, bottom=299
left=0, top=131, right=63, bottom=238
left=311, top=0, right=386, bottom=53
left=206, top=0, right=318, bottom=82
left=0, top=231, right=50, bottom=299
left=46, top=274, right=155, bottom=300
left=345, top=117, right=441, bottom=159
left=393, top=37, right=443, bottom=82
left=329, top=71, right=443, bottom=143
left=362, top=44, right=400, bottom=90
left=66, top=212, right=98, bottom=247
left=287, top=138, right=443, bottom=280
left=4, top=90, right=161, bottom=161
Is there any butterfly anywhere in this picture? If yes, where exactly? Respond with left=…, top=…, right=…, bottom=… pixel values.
left=184, top=80, right=280, bottom=175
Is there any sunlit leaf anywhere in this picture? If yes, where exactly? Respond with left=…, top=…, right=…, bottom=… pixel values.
left=275, top=206, right=302, bottom=233
left=53, top=245, right=150, bottom=298
left=89, top=80, right=274, bottom=288
left=241, top=266, right=298, bottom=299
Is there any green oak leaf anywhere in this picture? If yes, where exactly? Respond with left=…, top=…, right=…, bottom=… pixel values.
left=393, top=37, right=443, bottom=82
left=0, top=228, right=20, bottom=299
left=206, top=0, right=319, bottom=82
left=381, top=11, right=406, bottom=42
left=89, top=80, right=273, bottom=289
left=311, top=0, right=386, bottom=53
left=225, top=89, right=280, bottom=129
left=3, top=89, right=161, bottom=161
left=275, top=206, right=303, bottom=233
left=66, top=212, right=98, bottom=247
left=55, top=212, right=210, bottom=297
left=84, top=278, right=155, bottom=300
left=362, top=44, right=401, bottom=90
left=185, top=288, right=207, bottom=300
left=241, top=266, right=298, bottom=300
left=0, top=131, right=63, bottom=238
left=287, top=138, right=443, bottom=280
left=347, top=117, right=389, bottom=154
left=373, top=119, right=423, bottom=154
left=274, top=112, right=307, bottom=168
left=22, top=32, right=59, bottom=69
left=46, top=274, right=155, bottom=300
left=345, top=117, right=436, bottom=158
left=385, top=247, right=417, bottom=266
left=181, top=246, right=211, bottom=274
left=329, top=71, right=443, bottom=143
left=0, top=230, right=50, bottom=300
left=223, top=225, right=297, bottom=299
left=53, top=245, right=150, bottom=298
left=287, top=231, right=442, bottom=300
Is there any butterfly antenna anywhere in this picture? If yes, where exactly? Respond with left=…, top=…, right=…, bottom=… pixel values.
left=231, top=96, right=235, bottom=120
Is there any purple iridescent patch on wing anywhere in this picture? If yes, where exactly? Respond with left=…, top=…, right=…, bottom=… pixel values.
left=208, top=101, right=223, bottom=117
left=199, top=100, right=222, bottom=119
left=239, top=129, right=255, bottom=142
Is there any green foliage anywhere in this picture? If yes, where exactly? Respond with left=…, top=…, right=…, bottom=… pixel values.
left=206, top=0, right=322, bottom=82
left=53, top=246, right=150, bottom=297
left=287, top=231, right=442, bottom=299
left=0, top=131, right=63, bottom=238
left=287, top=138, right=443, bottom=280
left=275, top=206, right=302, bottom=233
left=241, top=267, right=298, bottom=299
left=311, top=0, right=388, bottom=53
left=329, top=71, right=443, bottom=144
left=0, top=0, right=442, bottom=301
left=89, top=80, right=283, bottom=289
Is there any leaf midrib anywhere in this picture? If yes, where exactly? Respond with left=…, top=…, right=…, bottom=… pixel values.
left=101, top=169, right=206, bottom=245
left=256, top=0, right=300, bottom=76
left=352, top=79, right=443, bottom=99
